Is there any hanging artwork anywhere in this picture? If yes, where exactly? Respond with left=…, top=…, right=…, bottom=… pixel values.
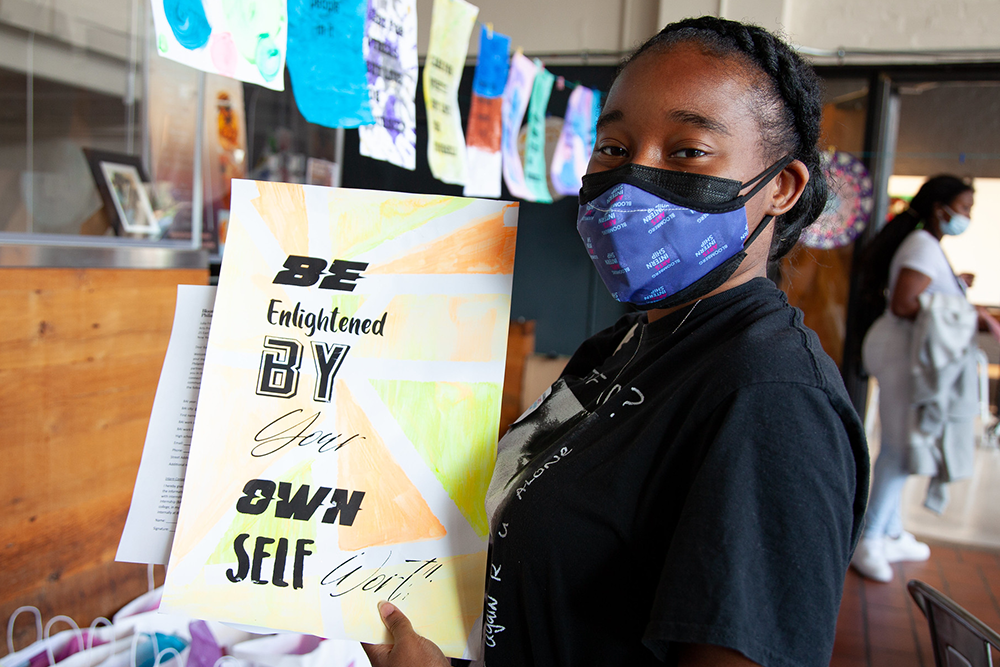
left=151, top=0, right=288, bottom=91
left=464, top=26, right=511, bottom=199
left=287, top=0, right=374, bottom=128
left=359, top=0, right=419, bottom=170
left=799, top=150, right=873, bottom=249
left=423, top=0, right=480, bottom=185
left=521, top=64, right=555, bottom=203
left=160, top=180, right=518, bottom=660
left=500, top=52, right=538, bottom=200
left=549, top=85, right=599, bottom=197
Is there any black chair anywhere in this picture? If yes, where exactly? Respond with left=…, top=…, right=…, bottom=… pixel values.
left=908, top=579, right=1000, bottom=667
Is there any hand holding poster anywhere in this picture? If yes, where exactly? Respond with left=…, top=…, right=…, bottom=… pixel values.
left=161, top=181, right=518, bottom=659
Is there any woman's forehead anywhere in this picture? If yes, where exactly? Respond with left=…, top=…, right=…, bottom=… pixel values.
left=603, top=44, right=759, bottom=127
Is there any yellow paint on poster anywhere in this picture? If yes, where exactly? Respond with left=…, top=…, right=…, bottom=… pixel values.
left=335, top=380, right=447, bottom=550
left=368, top=210, right=516, bottom=275
left=369, top=379, right=499, bottom=538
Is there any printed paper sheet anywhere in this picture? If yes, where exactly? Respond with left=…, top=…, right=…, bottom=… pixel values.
left=359, top=0, right=419, bottom=170
left=423, top=0, right=479, bottom=185
left=161, top=180, right=518, bottom=660
left=287, top=0, right=374, bottom=128
left=151, top=0, right=288, bottom=91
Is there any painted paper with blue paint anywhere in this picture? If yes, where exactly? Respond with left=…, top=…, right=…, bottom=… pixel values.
left=471, top=26, right=510, bottom=98
left=287, top=0, right=373, bottom=128
left=150, top=0, right=288, bottom=91
left=550, top=85, right=599, bottom=196
left=359, top=0, right=418, bottom=169
left=522, top=64, right=555, bottom=203
left=500, top=52, right=537, bottom=200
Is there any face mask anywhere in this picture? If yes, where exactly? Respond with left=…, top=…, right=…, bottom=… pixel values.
left=940, top=206, right=971, bottom=236
left=576, top=155, right=793, bottom=310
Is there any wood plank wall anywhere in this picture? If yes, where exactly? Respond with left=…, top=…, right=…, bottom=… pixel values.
left=0, top=267, right=208, bottom=653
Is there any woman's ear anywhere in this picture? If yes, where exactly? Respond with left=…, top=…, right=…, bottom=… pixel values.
left=765, top=159, right=810, bottom=216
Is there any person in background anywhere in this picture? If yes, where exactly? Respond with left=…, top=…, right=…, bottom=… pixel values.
left=854, top=175, right=999, bottom=582
left=364, top=16, right=869, bottom=667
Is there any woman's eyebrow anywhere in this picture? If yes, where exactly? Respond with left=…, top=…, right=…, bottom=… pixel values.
left=595, top=109, right=624, bottom=130
left=668, top=109, right=731, bottom=136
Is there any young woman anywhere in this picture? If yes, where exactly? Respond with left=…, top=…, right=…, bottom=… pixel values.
left=854, top=175, right=995, bottom=583
left=364, top=16, right=869, bottom=667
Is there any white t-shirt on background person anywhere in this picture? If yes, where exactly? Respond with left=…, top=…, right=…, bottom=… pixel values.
left=888, top=229, right=966, bottom=299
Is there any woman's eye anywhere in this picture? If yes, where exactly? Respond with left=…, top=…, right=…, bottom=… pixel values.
left=672, top=148, right=707, bottom=158
left=597, top=145, right=628, bottom=158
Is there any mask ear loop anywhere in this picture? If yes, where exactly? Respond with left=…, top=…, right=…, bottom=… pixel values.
left=733, top=155, right=795, bottom=205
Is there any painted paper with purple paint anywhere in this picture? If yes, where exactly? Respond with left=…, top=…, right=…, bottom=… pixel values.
left=550, top=86, right=599, bottom=197
left=500, top=52, right=538, bottom=200
left=151, top=0, right=288, bottom=91
left=359, top=0, right=418, bottom=170
left=287, top=0, right=374, bottom=128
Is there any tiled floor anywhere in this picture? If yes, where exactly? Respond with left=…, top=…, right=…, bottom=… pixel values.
left=831, top=540, right=1000, bottom=666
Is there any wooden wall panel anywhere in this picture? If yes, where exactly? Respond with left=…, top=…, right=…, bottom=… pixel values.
left=0, top=267, right=206, bottom=654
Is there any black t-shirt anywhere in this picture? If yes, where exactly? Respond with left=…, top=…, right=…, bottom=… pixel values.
left=481, top=277, right=869, bottom=667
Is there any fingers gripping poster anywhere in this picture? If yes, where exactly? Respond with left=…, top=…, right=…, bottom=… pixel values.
left=161, top=181, right=519, bottom=660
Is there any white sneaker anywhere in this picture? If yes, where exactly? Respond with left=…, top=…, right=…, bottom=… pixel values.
left=884, top=531, right=931, bottom=563
left=851, top=537, right=894, bottom=582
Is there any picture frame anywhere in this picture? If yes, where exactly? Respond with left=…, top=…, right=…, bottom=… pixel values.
left=82, top=148, right=160, bottom=236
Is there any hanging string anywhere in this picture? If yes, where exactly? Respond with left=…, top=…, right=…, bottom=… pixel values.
left=43, top=616, right=83, bottom=667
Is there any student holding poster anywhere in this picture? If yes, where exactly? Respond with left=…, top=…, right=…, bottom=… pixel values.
left=363, top=16, right=869, bottom=667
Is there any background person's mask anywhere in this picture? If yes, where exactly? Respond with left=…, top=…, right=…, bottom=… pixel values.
left=940, top=206, right=971, bottom=236
left=577, top=156, right=792, bottom=310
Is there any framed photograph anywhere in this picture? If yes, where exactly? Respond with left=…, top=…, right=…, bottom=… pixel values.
left=83, top=149, right=160, bottom=236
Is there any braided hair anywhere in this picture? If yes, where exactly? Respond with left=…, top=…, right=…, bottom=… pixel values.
left=615, top=16, right=828, bottom=261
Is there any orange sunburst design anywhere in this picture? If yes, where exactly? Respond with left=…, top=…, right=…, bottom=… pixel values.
left=366, top=209, right=516, bottom=275
left=335, top=380, right=446, bottom=550
left=251, top=181, right=311, bottom=251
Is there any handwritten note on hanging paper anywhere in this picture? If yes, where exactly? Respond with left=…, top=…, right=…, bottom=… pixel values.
left=287, top=0, right=373, bottom=128
left=151, top=0, right=288, bottom=90
left=550, top=85, right=599, bottom=197
left=359, top=0, right=418, bottom=170
left=500, top=52, right=538, bottom=200
left=423, top=0, right=479, bottom=185
left=161, top=181, right=518, bottom=659
left=522, top=64, right=555, bottom=204
left=464, top=26, right=510, bottom=199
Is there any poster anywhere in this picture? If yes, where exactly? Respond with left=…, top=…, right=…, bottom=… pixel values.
left=500, top=52, right=537, bottom=200
left=287, top=0, right=373, bottom=128
left=550, top=85, right=599, bottom=197
left=423, top=0, right=479, bottom=185
left=161, top=180, right=519, bottom=659
left=359, top=0, right=419, bottom=170
left=151, top=0, right=288, bottom=91
left=463, top=26, right=510, bottom=199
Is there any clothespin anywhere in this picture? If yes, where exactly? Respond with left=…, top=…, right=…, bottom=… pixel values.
left=555, top=76, right=565, bottom=91
left=486, top=22, right=493, bottom=39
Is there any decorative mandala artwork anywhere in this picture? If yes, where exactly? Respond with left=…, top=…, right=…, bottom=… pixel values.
left=799, top=150, right=874, bottom=249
